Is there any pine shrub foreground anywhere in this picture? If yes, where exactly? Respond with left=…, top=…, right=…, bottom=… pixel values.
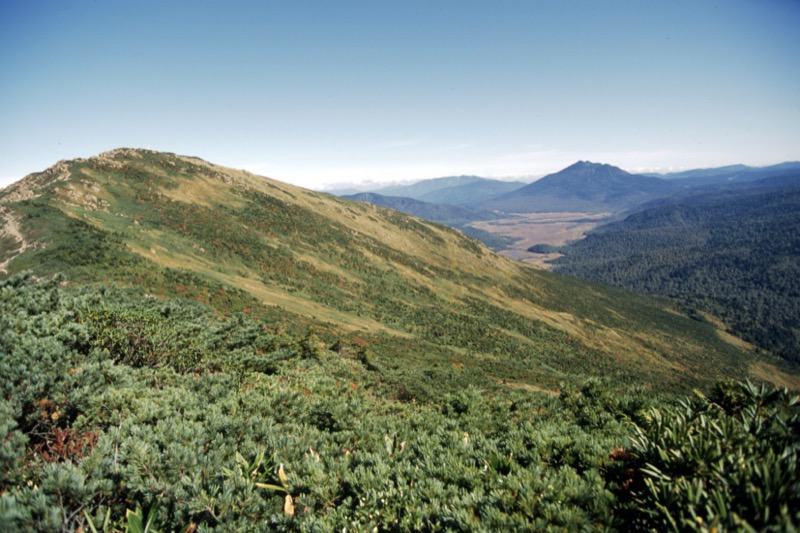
left=1, top=273, right=798, bottom=531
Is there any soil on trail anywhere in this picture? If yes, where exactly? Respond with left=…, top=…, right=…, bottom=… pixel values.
left=0, top=207, right=32, bottom=274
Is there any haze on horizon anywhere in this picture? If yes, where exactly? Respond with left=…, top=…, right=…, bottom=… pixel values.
left=2, top=0, right=799, bottom=190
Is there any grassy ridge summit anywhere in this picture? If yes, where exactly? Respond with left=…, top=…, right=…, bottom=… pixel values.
left=0, top=148, right=796, bottom=397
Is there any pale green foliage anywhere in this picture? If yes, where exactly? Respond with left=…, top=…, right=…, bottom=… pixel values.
left=1, top=272, right=797, bottom=531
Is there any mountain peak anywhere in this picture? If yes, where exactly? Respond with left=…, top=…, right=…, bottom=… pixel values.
left=563, top=160, right=626, bottom=175
left=481, top=160, right=675, bottom=213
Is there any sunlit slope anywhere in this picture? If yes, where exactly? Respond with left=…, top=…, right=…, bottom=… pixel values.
left=2, top=148, right=796, bottom=393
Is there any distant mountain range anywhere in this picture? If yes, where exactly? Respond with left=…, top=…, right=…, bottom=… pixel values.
left=372, top=175, right=527, bottom=206
left=343, top=192, right=498, bottom=224
left=340, top=160, right=800, bottom=217
left=655, top=161, right=800, bottom=185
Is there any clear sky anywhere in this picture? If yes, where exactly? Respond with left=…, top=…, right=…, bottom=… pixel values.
left=2, top=1, right=799, bottom=190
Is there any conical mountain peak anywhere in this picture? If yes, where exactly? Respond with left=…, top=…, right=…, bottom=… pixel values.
left=481, top=160, right=676, bottom=212
left=560, top=160, right=629, bottom=177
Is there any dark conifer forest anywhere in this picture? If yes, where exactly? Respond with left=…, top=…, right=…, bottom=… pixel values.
left=554, top=178, right=800, bottom=363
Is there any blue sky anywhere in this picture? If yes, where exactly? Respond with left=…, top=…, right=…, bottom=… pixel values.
left=2, top=1, right=799, bottom=189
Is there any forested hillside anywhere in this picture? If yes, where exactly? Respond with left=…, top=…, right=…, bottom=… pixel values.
left=554, top=180, right=800, bottom=362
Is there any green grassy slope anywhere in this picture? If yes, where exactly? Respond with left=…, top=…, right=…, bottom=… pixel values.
left=1, top=148, right=796, bottom=394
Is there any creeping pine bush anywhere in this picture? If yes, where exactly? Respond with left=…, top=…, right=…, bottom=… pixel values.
left=1, top=272, right=798, bottom=531
left=614, top=380, right=800, bottom=532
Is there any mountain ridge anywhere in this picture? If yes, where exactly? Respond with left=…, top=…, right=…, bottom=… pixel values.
left=323, top=161, right=800, bottom=217
left=374, top=175, right=486, bottom=196
left=343, top=192, right=498, bottom=224
left=1, top=148, right=796, bottom=394
left=331, top=175, right=527, bottom=208
left=374, top=175, right=527, bottom=206
left=657, top=161, right=800, bottom=183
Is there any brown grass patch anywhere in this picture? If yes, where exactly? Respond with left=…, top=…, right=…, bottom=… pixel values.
left=716, top=330, right=754, bottom=351
left=468, top=212, right=609, bottom=269
left=750, top=361, right=800, bottom=390
left=159, top=174, right=246, bottom=209
left=126, top=237, right=407, bottom=334
left=501, top=380, right=560, bottom=396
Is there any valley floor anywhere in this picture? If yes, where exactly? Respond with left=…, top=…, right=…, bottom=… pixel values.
left=467, top=212, right=608, bottom=268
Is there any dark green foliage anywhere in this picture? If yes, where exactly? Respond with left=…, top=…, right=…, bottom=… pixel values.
left=527, top=243, right=560, bottom=254
left=613, top=380, right=800, bottom=531
left=555, top=184, right=800, bottom=362
left=10, top=202, right=147, bottom=280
